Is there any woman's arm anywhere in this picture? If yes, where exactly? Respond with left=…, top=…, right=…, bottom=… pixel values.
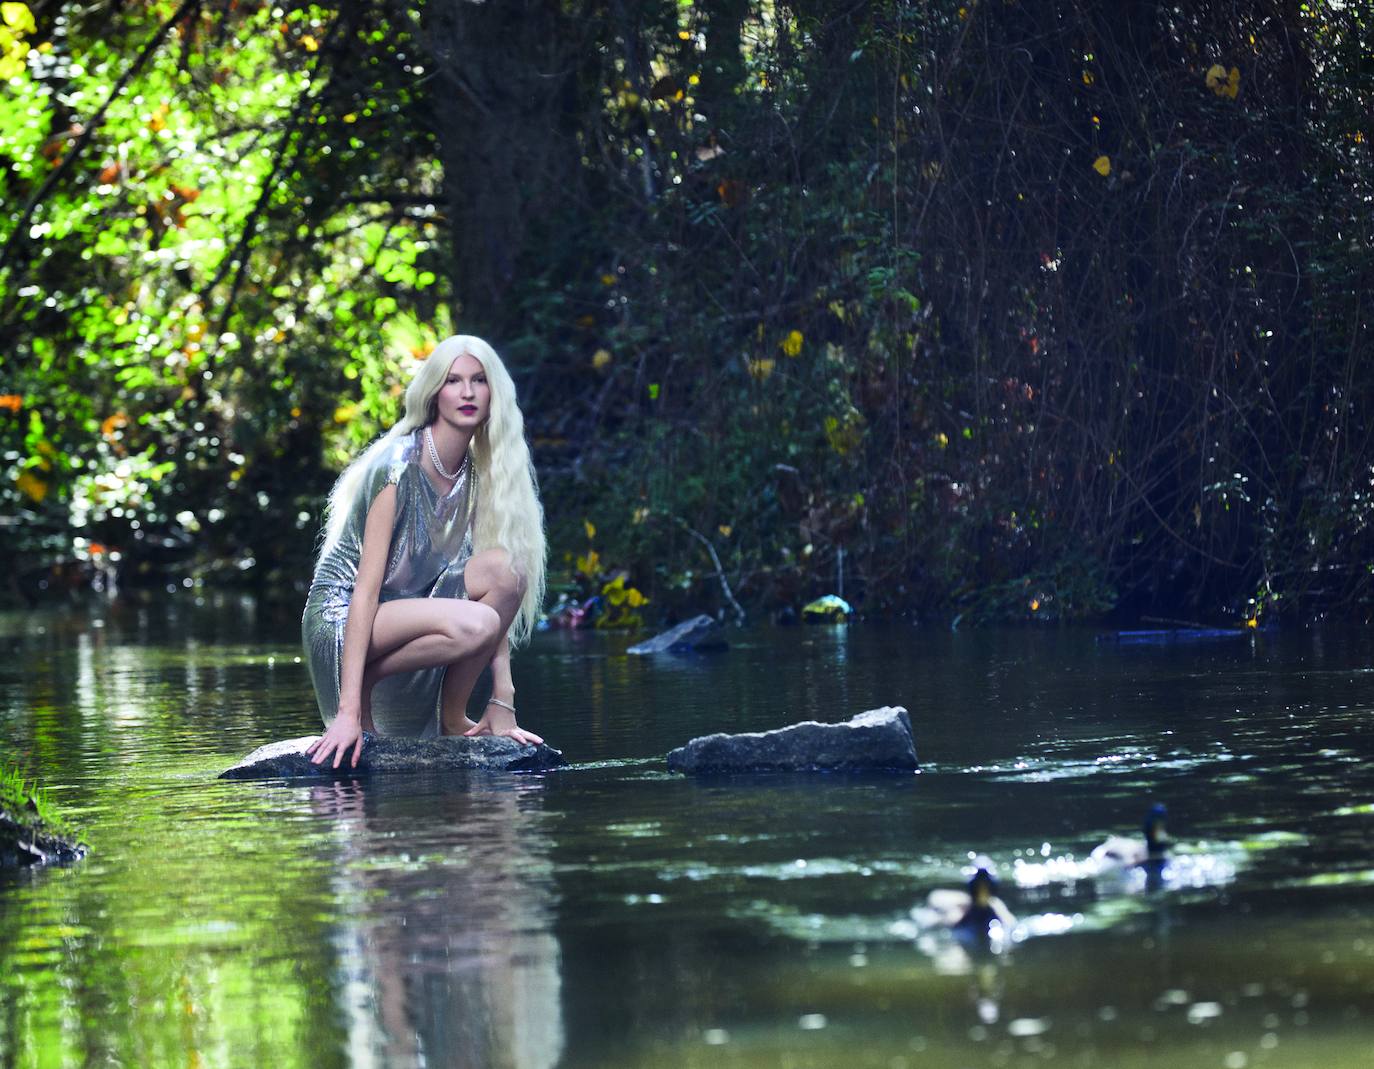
left=307, top=484, right=398, bottom=768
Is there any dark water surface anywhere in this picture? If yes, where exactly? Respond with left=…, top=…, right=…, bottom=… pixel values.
left=2, top=597, right=1373, bottom=1068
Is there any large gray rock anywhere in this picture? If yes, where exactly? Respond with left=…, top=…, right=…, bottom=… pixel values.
left=219, top=733, right=567, bottom=780
left=666, top=706, right=917, bottom=774
left=627, top=614, right=728, bottom=654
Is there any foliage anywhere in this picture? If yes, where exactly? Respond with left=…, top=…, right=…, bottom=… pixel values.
left=2, top=1, right=1372, bottom=624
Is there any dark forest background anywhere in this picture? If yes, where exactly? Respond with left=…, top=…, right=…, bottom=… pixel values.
left=2, top=0, right=1371, bottom=625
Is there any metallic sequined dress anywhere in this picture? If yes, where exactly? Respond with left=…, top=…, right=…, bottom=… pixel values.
left=302, top=430, right=476, bottom=737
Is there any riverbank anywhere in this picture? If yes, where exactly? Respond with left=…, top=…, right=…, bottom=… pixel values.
left=0, top=765, right=85, bottom=868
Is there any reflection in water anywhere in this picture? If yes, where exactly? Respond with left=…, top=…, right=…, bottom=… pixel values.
left=6, top=610, right=1374, bottom=1068
left=308, top=778, right=564, bottom=1069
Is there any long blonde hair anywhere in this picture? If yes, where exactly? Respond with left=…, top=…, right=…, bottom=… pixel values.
left=318, top=335, right=547, bottom=647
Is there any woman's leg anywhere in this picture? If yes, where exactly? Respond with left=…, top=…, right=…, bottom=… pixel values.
left=360, top=550, right=525, bottom=734
left=436, top=549, right=526, bottom=733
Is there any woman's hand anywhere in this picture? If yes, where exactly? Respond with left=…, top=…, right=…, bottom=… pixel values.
left=463, top=701, right=544, bottom=746
left=306, top=710, right=365, bottom=768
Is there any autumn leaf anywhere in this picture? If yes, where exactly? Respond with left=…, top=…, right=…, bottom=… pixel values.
left=780, top=329, right=804, bottom=357
left=747, top=358, right=775, bottom=380
left=1093, top=155, right=1111, bottom=176
left=584, top=519, right=596, bottom=540
left=16, top=470, right=48, bottom=503
left=591, top=348, right=612, bottom=370
left=0, top=394, right=22, bottom=412
left=1206, top=64, right=1241, bottom=98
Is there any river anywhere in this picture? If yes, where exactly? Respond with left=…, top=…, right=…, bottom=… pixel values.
left=2, top=596, right=1372, bottom=1067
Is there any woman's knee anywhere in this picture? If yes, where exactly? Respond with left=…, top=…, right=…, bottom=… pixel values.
left=437, top=601, right=502, bottom=656
left=466, top=548, right=526, bottom=601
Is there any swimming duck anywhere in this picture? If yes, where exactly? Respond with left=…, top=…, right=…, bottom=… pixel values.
left=1090, top=803, right=1170, bottom=870
left=924, top=857, right=1018, bottom=936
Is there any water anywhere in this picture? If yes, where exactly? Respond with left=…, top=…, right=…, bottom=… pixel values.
left=2, top=597, right=1373, bottom=1068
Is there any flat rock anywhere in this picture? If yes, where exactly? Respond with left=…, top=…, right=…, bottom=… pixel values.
left=627, top=614, right=728, bottom=654
left=219, top=733, right=567, bottom=780
left=666, top=706, right=917, bottom=774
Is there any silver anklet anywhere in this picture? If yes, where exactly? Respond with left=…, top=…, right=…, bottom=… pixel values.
left=487, top=697, right=517, bottom=714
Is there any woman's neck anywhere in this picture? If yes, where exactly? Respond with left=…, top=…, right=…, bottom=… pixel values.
left=425, top=421, right=473, bottom=479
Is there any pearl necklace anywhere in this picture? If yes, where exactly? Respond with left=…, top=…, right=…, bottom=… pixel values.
left=425, top=426, right=465, bottom=481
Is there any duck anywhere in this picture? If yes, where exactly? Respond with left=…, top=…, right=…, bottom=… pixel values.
left=1090, top=803, right=1170, bottom=871
left=923, top=857, right=1018, bottom=937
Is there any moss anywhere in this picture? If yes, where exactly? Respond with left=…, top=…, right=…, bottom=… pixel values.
left=0, top=763, right=86, bottom=867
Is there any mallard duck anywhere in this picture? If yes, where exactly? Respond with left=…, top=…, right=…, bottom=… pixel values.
left=1090, top=803, right=1170, bottom=870
left=923, top=857, right=1018, bottom=936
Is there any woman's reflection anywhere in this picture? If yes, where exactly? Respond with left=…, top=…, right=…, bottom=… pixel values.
left=308, top=775, right=563, bottom=1069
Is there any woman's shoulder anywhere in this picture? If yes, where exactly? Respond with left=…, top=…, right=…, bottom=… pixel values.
left=360, top=430, right=420, bottom=493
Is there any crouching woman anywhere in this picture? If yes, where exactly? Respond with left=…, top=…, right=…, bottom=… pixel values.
left=302, top=335, right=546, bottom=768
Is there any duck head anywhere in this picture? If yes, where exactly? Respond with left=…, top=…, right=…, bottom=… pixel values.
left=1143, top=803, right=1170, bottom=858
left=966, top=856, right=999, bottom=906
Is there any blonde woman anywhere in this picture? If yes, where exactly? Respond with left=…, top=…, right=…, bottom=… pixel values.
left=302, top=335, right=547, bottom=768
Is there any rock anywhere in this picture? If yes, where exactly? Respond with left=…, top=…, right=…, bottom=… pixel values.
left=666, top=706, right=917, bottom=774
left=0, top=812, right=87, bottom=868
left=801, top=594, right=853, bottom=623
left=627, top=614, right=728, bottom=655
left=219, top=733, right=567, bottom=780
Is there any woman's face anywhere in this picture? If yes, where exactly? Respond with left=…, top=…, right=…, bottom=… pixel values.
left=435, top=352, right=491, bottom=429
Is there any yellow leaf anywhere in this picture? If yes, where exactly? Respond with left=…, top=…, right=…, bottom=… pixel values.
left=2, top=4, right=36, bottom=34
left=301, top=34, right=319, bottom=52
left=1082, top=70, right=1095, bottom=86
left=632, top=507, right=649, bottom=524
left=747, top=358, right=775, bottom=380
left=1029, top=598, right=1040, bottom=612
left=584, top=519, right=596, bottom=540
left=718, top=524, right=732, bottom=538
left=16, top=470, right=47, bottom=503
left=576, top=549, right=600, bottom=574
left=1224, top=66, right=1241, bottom=99
left=780, top=330, right=804, bottom=357
left=591, top=348, right=612, bottom=370
left=1092, top=155, right=1111, bottom=176
left=1204, top=64, right=1227, bottom=92
left=626, top=588, right=647, bottom=608
left=934, top=431, right=949, bottom=449
left=333, top=403, right=356, bottom=423
left=600, top=273, right=616, bottom=286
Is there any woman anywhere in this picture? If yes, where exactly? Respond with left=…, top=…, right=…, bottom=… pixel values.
left=302, top=335, right=546, bottom=768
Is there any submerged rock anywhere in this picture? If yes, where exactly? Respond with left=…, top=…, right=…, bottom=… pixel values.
left=666, top=706, right=917, bottom=774
left=219, top=733, right=567, bottom=780
left=627, top=614, right=728, bottom=654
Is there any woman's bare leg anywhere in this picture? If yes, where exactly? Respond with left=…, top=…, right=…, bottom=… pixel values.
left=436, top=549, right=526, bottom=733
left=356, top=550, right=527, bottom=735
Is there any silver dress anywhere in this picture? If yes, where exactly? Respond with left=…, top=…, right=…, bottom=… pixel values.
left=302, top=430, right=477, bottom=737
